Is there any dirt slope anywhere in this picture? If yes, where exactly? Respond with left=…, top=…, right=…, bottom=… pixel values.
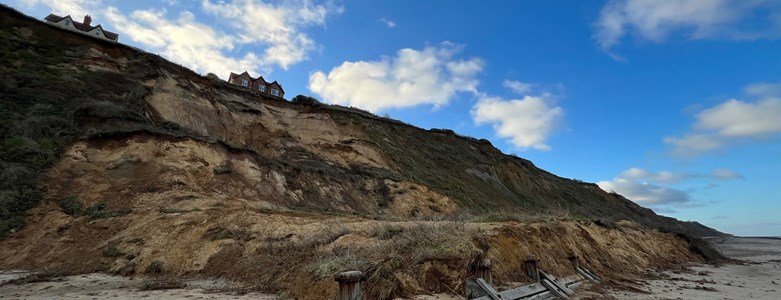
left=0, top=5, right=722, bottom=299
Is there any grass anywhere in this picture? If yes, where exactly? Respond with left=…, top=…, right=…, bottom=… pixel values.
left=204, top=226, right=253, bottom=241
left=160, top=207, right=201, bottom=214
left=144, top=260, right=164, bottom=274
left=59, top=194, right=83, bottom=216
left=57, top=196, right=129, bottom=219
left=306, top=221, right=487, bottom=299
left=102, top=246, right=125, bottom=258
left=83, top=202, right=131, bottom=220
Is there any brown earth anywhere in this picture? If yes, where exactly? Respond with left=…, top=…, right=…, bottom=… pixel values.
left=0, top=4, right=720, bottom=299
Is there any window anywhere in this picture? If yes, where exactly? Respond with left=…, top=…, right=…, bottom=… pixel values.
left=241, top=79, right=248, bottom=87
left=271, top=89, right=279, bottom=96
left=64, top=20, right=71, bottom=26
left=259, top=85, right=265, bottom=92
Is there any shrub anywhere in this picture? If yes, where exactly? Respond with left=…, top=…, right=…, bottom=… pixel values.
left=83, top=202, right=130, bottom=219
left=145, top=260, right=164, bottom=274
left=291, top=94, right=320, bottom=105
left=59, top=194, right=83, bottom=216
left=102, top=246, right=124, bottom=258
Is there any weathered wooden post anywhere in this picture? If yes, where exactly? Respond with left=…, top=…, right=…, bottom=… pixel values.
left=465, top=258, right=494, bottom=298
left=475, top=258, right=492, bottom=284
left=567, top=255, right=579, bottom=270
left=523, top=255, right=540, bottom=282
left=335, top=271, right=364, bottom=300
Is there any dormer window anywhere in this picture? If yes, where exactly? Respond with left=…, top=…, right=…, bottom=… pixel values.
left=259, top=85, right=265, bottom=92
left=64, top=20, right=71, bottom=26
left=271, top=88, right=279, bottom=96
left=241, top=79, right=248, bottom=87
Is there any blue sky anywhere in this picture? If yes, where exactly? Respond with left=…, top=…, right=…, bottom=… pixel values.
left=8, top=0, right=781, bottom=236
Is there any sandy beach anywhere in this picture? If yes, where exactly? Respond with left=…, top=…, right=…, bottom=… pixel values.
left=583, top=237, right=781, bottom=300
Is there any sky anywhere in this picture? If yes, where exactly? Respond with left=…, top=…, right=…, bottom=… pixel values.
left=7, top=0, right=781, bottom=236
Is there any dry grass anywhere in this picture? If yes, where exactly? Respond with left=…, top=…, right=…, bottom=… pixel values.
left=306, top=221, right=487, bottom=299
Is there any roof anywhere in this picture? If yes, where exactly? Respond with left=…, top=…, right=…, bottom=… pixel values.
left=228, top=71, right=283, bottom=93
left=44, top=14, right=119, bottom=41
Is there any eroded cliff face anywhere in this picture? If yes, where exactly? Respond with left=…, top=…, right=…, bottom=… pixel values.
left=0, top=5, right=719, bottom=299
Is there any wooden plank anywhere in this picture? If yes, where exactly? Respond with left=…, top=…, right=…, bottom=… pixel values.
left=466, top=278, right=487, bottom=299
left=476, top=278, right=501, bottom=300
left=579, top=267, right=602, bottom=283
left=497, top=282, right=548, bottom=299
left=576, top=267, right=601, bottom=283
left=524, top=291, right=557, bottom=300
left=539, top=271, right=575, bottom=296
left=541, top=279, right=570, bottom=299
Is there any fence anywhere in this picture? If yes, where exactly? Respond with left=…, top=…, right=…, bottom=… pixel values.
left=333, top=254, right=601, bottom=300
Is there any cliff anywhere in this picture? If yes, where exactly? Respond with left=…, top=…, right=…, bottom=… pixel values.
left=0, top=5, right=725, bottom=299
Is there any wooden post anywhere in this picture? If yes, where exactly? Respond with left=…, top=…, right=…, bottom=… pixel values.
left=476, top=258, right=492, bottom=284
left=523, top=255, right=540, bottom=282
left=466, top=258, right=493, bottom=298
left=335, top=271, right=364, bottom=300
left=567, top=255, right=579, bottom=270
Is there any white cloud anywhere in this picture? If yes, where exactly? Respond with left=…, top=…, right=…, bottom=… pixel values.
left=19, top=0, right=92, bottom=15
left=665, top=83, right=781, bottom=156
left=619, top=167, right=743, bottom=183
left=597, top=178, right=690, bottom=206
left=502, top=80, right=533, bottom=94
left=745, top=81, right=781, bottom=97
left=201, top=0, right=341, bottom=69
left=379, top=18, right=396, bottom=28
left=471, top=93, right=563, bottom=151
left=103, top=7, right=266, bottom=79
left=599, top=167, right=741, bottom=208
left=711, top=169, right=743, bottom=180
left=21, top=0, right=339, bottom=78
left=594, top=0, right=781, bottom=52
left=308, top=43, right=484, bottom=112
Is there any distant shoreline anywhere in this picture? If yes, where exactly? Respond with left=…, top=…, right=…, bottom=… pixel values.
left=739, top=236, right=781, bottom=240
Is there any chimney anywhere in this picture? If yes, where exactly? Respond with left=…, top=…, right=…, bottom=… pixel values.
left=83, top=15, right=92, bottom=27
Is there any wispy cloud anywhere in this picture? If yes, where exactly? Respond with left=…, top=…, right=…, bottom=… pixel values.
left=309, top=42, right=484, bottom=112
left=594, top=0, right=781, bottom=56
left=379, top=17, right=396, bottom=28
left=619, top=167, right=743, bottom=183
left=18, top=0, right=92, bottom=15
left=665, top=81, right=781, bottom=156
left=598, top=167, right=742, bottom=209
left=502, top=79, right=533, bottom=94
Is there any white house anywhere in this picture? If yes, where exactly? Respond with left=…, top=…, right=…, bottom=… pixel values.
left=44, top=14, right=119, bottom=42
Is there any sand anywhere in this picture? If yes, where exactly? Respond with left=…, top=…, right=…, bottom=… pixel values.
left=591, top=237, right=781, bottom=300
left=0, top=272, right=277, bottom=299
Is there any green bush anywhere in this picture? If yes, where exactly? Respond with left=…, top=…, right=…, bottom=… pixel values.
left=291, top=94, right=320, bottom=105
left=102, top=246, right=124, bottom=257
left=59, top=194, right=83, bottom=216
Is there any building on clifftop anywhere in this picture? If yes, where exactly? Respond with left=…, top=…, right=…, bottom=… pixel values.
left=43, top=14, right=119, bottom=42
left=228, top=71, right=285, bottom=99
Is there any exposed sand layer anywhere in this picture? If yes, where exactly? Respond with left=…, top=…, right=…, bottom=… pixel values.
left=584, top=237, right=781, bottom=300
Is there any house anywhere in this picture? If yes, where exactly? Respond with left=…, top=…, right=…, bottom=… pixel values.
left=43, top=14, right=119, bottom=42
left=228, top=71, right=285, bottom=98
